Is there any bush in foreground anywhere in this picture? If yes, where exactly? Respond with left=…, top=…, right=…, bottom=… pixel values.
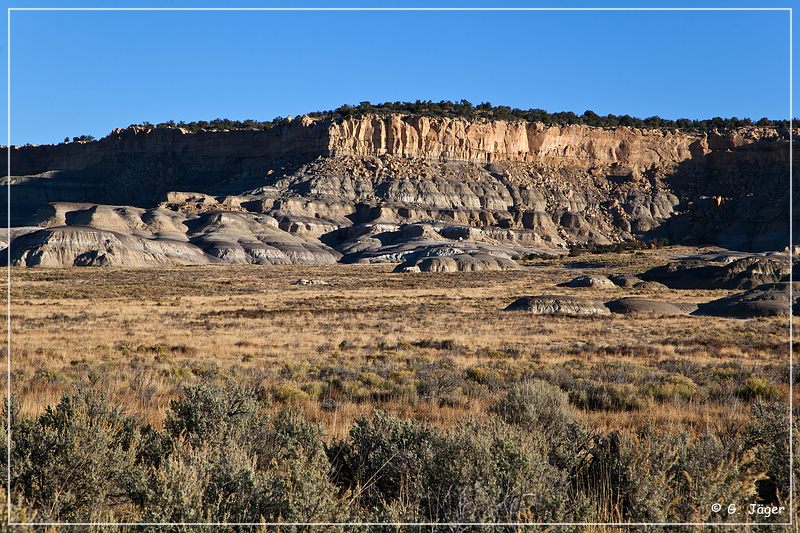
left=0, top=383, right=792, bottom=528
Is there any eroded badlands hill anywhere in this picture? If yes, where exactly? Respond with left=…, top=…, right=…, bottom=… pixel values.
left=1, top=113, right=794, bottom=267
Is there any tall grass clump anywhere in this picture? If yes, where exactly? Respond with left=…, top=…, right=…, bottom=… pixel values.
left=579, top=425, right=763, bottom=523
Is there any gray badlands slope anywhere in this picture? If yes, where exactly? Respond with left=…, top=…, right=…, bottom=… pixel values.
left=1, top=113, right=794, bottom=268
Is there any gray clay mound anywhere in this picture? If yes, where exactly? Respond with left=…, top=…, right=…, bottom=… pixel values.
left=605, top=297, right=697, bottom=316
left=1, top=226, right=213, bottom=267
left=504, top=295, right=611, bottom=316
left=395, top=252, right=519, bottom=273
left=631, top=281, right=669, bottom=291
left=557, top=275, right=617, bottom=289
left=640, top=256, right=791, bottom=290
left=608, top=273, right=644, bottom=288
left=693, top=282, right=799, bottom=318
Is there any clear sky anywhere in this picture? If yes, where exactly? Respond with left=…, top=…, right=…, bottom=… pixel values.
left=0, top=0, right=795, bottom=145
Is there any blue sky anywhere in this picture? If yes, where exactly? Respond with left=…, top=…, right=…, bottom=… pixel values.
left=0, top=0, right=795, bottom=145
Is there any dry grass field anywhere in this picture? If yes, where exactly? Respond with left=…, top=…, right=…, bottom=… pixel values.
left=2, top=246, right=795, bottom=527
left=6, top=246, right=790, bottom=436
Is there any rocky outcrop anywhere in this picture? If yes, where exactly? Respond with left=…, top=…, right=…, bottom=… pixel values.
left=394, top=252, right=519, bottom=273
left=558, top=275, right=617, bottom=289
left=608, top=274, right=646, bottom=288
left=639, top=255, right=791, bottom=290
left=504, top=295, right=611, bottom=316
left=1, top=112, right=794, bottom=267
left=7, top=116, right=785, bottom=177
left=334, top=220, right=555, bottom=263
left=502, top=287, right=795, bottom=320
left=693, top=282, right=799, bottom=318
left=327, top=115, right=721, bottom=168
left=1, top=226, right=213, bottom=267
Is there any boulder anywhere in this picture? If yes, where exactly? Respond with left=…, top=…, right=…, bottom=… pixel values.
left=164, top=191, right=218, bottom=204
left=558, top=275, right=617, bottom=289
left=632, top=281, right=668, bottom=291
left=293, top=278, right=329, bottom=286
left=415, top=256, right=458, bottom=273
left=504, top=295, right=611, bottom=316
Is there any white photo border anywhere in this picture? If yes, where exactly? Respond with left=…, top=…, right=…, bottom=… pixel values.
left=4, top=5, right=794, bottom=528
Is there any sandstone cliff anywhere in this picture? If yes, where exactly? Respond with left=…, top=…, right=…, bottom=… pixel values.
left=5, top=114, right=787, bottom=179
left=328, top=115, right=716, bottom=169
left=1, top=113, right=793, bottom=266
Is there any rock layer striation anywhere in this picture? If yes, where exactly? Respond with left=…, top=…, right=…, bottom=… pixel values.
left=2, top=113, right=794, bottom=266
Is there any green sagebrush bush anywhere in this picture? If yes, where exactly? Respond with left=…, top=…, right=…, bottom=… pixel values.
left=747, top=399, right=791, bottom=507
left=328, top=412, right=436, bottom=520
left=4, top=384, right=344, bottom=525
left=329, top=412, right=578, bottom=526
left=581, top=425, right=762, bottom=523
left=568, top=381, right=643, bottom=412
left=491, top=379, right=576, bottom=437
left=164, top=382, right=263, bottom=447
left=491, top=379, right=593, bottom=476
left=424, top=420, right=574, bottom=525
left=146, top=384, right=345, bottom=524
left=5, top=392, right=144, bottom=522
left=2, top=382, right=788, bottom=527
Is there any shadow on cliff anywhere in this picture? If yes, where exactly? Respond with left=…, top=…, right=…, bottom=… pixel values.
left=2, top=149, right=314, bottom=226
left=643, top=137, right=796, bottom=252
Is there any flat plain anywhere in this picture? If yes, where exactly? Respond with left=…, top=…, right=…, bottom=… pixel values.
left=7, top=246, right=790, bottom=437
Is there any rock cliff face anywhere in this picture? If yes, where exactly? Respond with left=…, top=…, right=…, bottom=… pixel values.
left=328, top=115, right=715, bottom=169
left=1, top=113, right=794, bottom=267
left=5, top=115, right=786, bottom=180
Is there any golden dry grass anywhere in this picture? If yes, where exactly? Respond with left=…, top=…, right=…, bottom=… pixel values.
left=2, top=246, right=791, bottom=438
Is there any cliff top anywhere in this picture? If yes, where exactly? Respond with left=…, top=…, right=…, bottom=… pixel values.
left=36, top=100, right=792, bottom=149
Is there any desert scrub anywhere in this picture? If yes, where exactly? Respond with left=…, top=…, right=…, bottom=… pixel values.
left=747, top=400, right=791, bottom=508
left=329, top=412, right=578, bottom=525
left=464, top=365, right=503, bottom=388
left=421, top=420, right=575, bottom=524
left=568, top=381, right=643, bottom=412
left=491, top=379, right=593, bottom=481
left=641, top=375, right=700, bottom=403
left=145, top=411, right=345, bottom=524
left=415, top=357, right=465, bottom=407
left=5, top=393, right=144, bottom=522
left=3, top=383, right=791, bottom=526
left=329, top=412, right=437, bottom=517
left=668, top=432, right=763, bottom=522
left=580, top=425, right=762, bottom=523
left=271, top=382, right=310, bottom=404
left=492, top=379, right=576, bottom=438
left=738, top=376, right=781, bottom=401
left=164, top=383, right=264, bottom=447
